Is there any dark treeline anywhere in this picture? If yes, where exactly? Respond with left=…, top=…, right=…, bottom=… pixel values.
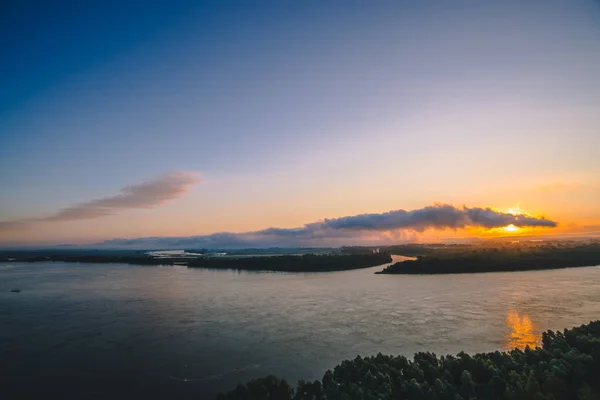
left=185, top=253, right=392, bottom=272
left=0, top=250, right=166, bottom=265
left=217, top=320, right=600, bottom=400
left=378, top=242, right=600, bottom=274
left=0, top=251, right=392, bottom=272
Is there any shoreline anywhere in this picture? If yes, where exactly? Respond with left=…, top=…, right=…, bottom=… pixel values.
left=377, top=260, right=600, bottom=275
left=0, top=252, right=393, bottom=273
left=377, top=242, right=600, bottom=275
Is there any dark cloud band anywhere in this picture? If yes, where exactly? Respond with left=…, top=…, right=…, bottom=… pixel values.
left=322, top=205, right=556, bottom=232
left=100, top=204, right=557, bottom=249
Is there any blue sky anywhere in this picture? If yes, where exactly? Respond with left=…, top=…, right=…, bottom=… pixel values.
left=1, top=0, right=600, bottom=246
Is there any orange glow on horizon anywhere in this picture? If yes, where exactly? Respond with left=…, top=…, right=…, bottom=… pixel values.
left=503, top=224, right=520, bottom=233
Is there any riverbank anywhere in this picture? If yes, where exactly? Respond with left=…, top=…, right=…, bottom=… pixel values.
left=377, top=242, right=600, bottom=274
left=0, top=250, right=392, bottom=272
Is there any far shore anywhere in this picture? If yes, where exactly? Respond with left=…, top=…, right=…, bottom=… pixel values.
left=3, top=241, right=600, bottom=276
left=0, top=250, right=393, bottom=273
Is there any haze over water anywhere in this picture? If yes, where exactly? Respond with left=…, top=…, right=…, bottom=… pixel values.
left=2, top=258, right=599, bottom=399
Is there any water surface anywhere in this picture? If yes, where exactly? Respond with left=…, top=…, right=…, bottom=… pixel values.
left=2, top=259, right=599, bottom=398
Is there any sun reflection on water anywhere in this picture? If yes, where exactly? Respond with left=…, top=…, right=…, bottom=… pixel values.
left=505, top=311, right=540, bottom=350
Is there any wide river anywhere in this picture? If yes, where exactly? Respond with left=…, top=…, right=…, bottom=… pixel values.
left=2, top=257, right=600, bottom=399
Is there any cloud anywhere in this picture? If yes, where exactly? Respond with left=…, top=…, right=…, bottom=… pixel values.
left=0, top=172, right=200, bottom=230
left=98, top=204, right=557, bottom=249
left=40, top=171, right=200, bottom=222
left=465, top=207, right=556, bottom=229
left=322, top=205, right=556, bottom=231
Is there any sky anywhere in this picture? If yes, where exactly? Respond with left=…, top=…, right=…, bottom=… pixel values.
left=1, top=0, right=600, bottom=247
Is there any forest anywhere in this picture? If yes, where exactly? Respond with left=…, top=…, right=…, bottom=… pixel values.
left=378, top=242, right=600, bottom=274
left=185, top=253, right=392, bottom=272
left=217, top=320, right=600, bottom=400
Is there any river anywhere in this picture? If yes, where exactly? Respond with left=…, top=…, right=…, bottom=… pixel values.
left=2, top=257, right=599, bottom=399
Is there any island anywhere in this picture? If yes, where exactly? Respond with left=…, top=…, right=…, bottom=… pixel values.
left=0, top=250, right=393, bottom=273
left=377, top=241, right=600, bottom=274
left=185, top=253, right=392, bottom=272
left=217, top=320, right=600, bottom=399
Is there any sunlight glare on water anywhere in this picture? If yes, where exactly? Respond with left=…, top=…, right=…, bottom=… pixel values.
left=505, top=310, right=540, bottom=350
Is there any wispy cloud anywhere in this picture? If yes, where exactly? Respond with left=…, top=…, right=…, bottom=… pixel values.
left=40, top=171, right=200, bottom=222
left=0, top=171, right=200, bottom=230
left=99, top=204, right=557, bottom=249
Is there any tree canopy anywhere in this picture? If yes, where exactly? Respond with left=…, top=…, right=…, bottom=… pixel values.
left=0, top=250, right=392, bottom=272
left=217, top=320, right=600, bottom=399
left=378, top=242, right=600, bottom=274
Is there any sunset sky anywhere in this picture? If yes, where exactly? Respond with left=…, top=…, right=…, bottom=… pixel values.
left=1, top=0, right=599, bottom=247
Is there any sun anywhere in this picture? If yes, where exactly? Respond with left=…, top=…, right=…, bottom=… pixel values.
left=503, top=224, right=520, bottom=233
left=507, top=204, right=522, bottom=216
left=501, top=204, right=523, bottom=233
